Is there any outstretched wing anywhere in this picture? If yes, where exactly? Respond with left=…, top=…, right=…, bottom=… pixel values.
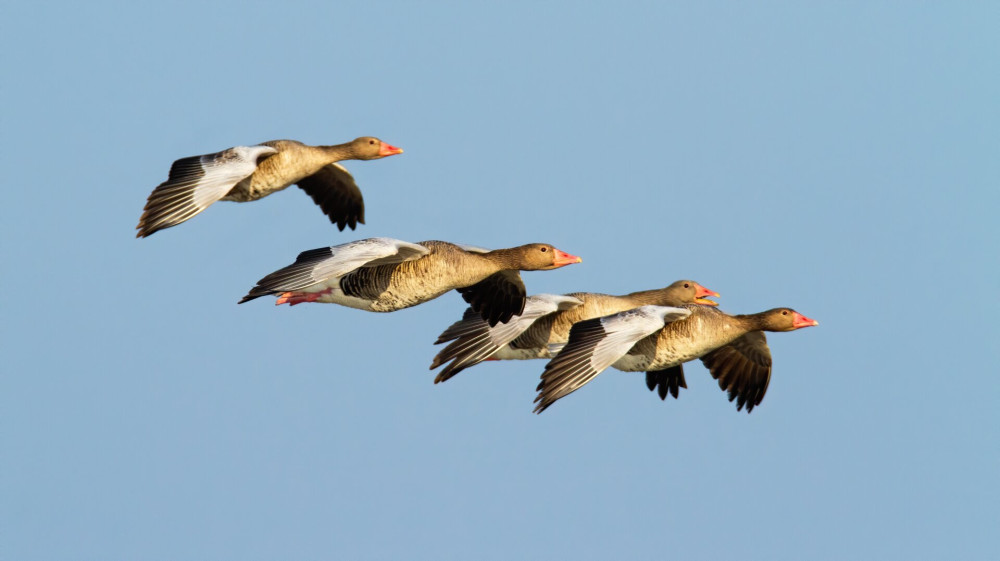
left=136, top=145, right=277, bottom=237
left=239, top=237, right=429, bottom=303
left=297, top=163, right=365, bottom=231
left=430, top=294, right=583, bottom=383
left=700, top=331, right=772, bottom=413
left=534, top=306, right=691, bottom=413
left=456, top=270, right=527, bottom=327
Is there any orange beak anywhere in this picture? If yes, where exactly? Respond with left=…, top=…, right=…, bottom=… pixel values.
left=791, top=312, right=819, bottom=328
left=693, top=283, right=720, bottom=306
left=551, top=248, right=582, bottom=268
left=379, top=142, right=403, bottom=157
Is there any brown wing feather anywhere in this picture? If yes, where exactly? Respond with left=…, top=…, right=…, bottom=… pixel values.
left=510, top=314, right=558, bottom=350
left=297, top=163, right=365, bottom=231
left=456, top=270, right=526, bottom=327
left=699, top=331, right=772, bottom=413
left=533, top=317, right=610, bottom=413
left=430, top=308, right=496, bottom=383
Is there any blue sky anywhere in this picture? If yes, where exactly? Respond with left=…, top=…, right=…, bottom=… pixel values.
left=3, top=2, right=998, bottom=559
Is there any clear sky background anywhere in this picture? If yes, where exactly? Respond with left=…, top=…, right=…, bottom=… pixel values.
left=2, top=2, right=997, bottom=560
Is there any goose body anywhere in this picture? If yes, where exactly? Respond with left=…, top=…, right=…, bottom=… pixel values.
left=430, top=280, right=719, bottom=383
left=240, top=238, right=582, bottom=325
left=535, top=305, right=818, bottom=413
left=136, top=137, right=402, bottom=237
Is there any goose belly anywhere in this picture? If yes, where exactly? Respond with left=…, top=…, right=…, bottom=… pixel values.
left=223, top=173, right=295, bottom=201
left=338, top=268, right=457, bottom=313
left=612, top=353, right=655, bottom=372
left=307, top=284, right=449, bottom=312
left=229, top=147, right=319, bottom=200
left=647, top=318, right=743, bottom=370
left=611, top=341, right=704, bottom=373
left=493, top=345, right=549, bottom=361
left=302, top=283, right=377, bottom=311
left=367, top=288, right=450, bottom=312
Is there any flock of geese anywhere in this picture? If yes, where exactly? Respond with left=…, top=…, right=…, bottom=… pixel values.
left=137, top=136, right=818, bottom=414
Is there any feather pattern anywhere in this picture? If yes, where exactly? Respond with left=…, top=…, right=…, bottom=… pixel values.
left=431, top=294, right=583, bottom=382
left=296, top=163, right=365, bottom=231
left=136, top=137, right=402, bottom=237
left=534, top=306, right=691, bottom=413
left=534, top=305, right=816, bottom=413
left=457, top=270, right=527, bottom=327
left=700, top=331, right=772, bottom=412
left=239, top=239, right=579, bottom=322
left=427, top=280, right=718, bottom=386
left=239, top=238, right=430, bottom=303
left=136, top=145, right=277, bottom=237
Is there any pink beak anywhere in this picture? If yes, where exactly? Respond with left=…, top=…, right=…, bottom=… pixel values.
left=693, top=283, right=720, bottom=306
left=551, top=248, right=582, bottom=268
left=792, top=312, right=819, bottom=328
left=379, top=142, right=403, bottom=157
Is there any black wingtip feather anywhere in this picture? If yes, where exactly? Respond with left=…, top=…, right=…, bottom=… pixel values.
left=295, top=247, right=333, bottom=262
left=167, top=155, right=206, bottom=180
left=645, top=366, right=687, bottom=401
left=645, top=372, right=657, bottom=392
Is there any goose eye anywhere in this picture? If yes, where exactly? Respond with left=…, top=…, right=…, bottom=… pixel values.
left=782, top=310, right=788, bottom=315
left=369, top=140, right=375, bottom=145
left=683, top=283, right=690, bottom=288
left=540, top=247, right=547, bottom=252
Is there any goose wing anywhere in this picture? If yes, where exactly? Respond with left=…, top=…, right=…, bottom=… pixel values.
left=699, top=331, right=772, bottom=413
left=136, top=145, right=277, bottom=237
left=456, top=270, right=526, bottom=327
left=534, top=306, right=691, bottom=413
left=297, top=163, right=365, bottom=231
left=239, top=237, right=429, bottom=303
left=431, top=294, right=583, bottom=382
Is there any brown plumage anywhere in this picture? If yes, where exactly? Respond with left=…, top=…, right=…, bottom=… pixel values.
left=136, top=137, right=402, bottom=237
left=430, top=280, right=720, bottom=383
left=239, top=238, right=582, bottom=325
left=535, top=305, right=818, bottom=413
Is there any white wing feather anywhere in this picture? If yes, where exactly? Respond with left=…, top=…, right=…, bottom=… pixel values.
left=307, top=237, right=430, bottom=283
left=535, top=305, right=691, bottom=412
left=587, top=306, right=691, bottom=375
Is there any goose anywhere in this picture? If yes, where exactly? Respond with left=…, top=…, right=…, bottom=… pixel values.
left=429, top=280, right=720, bottom=383
left=136, top=137, right=402, bottom=237
left=534, top=305, right=818, bottom=413
left=239, top=237, right=582, bottom=325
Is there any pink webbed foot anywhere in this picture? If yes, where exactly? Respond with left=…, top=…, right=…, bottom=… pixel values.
left=275, top=288, right=333, bottom=306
